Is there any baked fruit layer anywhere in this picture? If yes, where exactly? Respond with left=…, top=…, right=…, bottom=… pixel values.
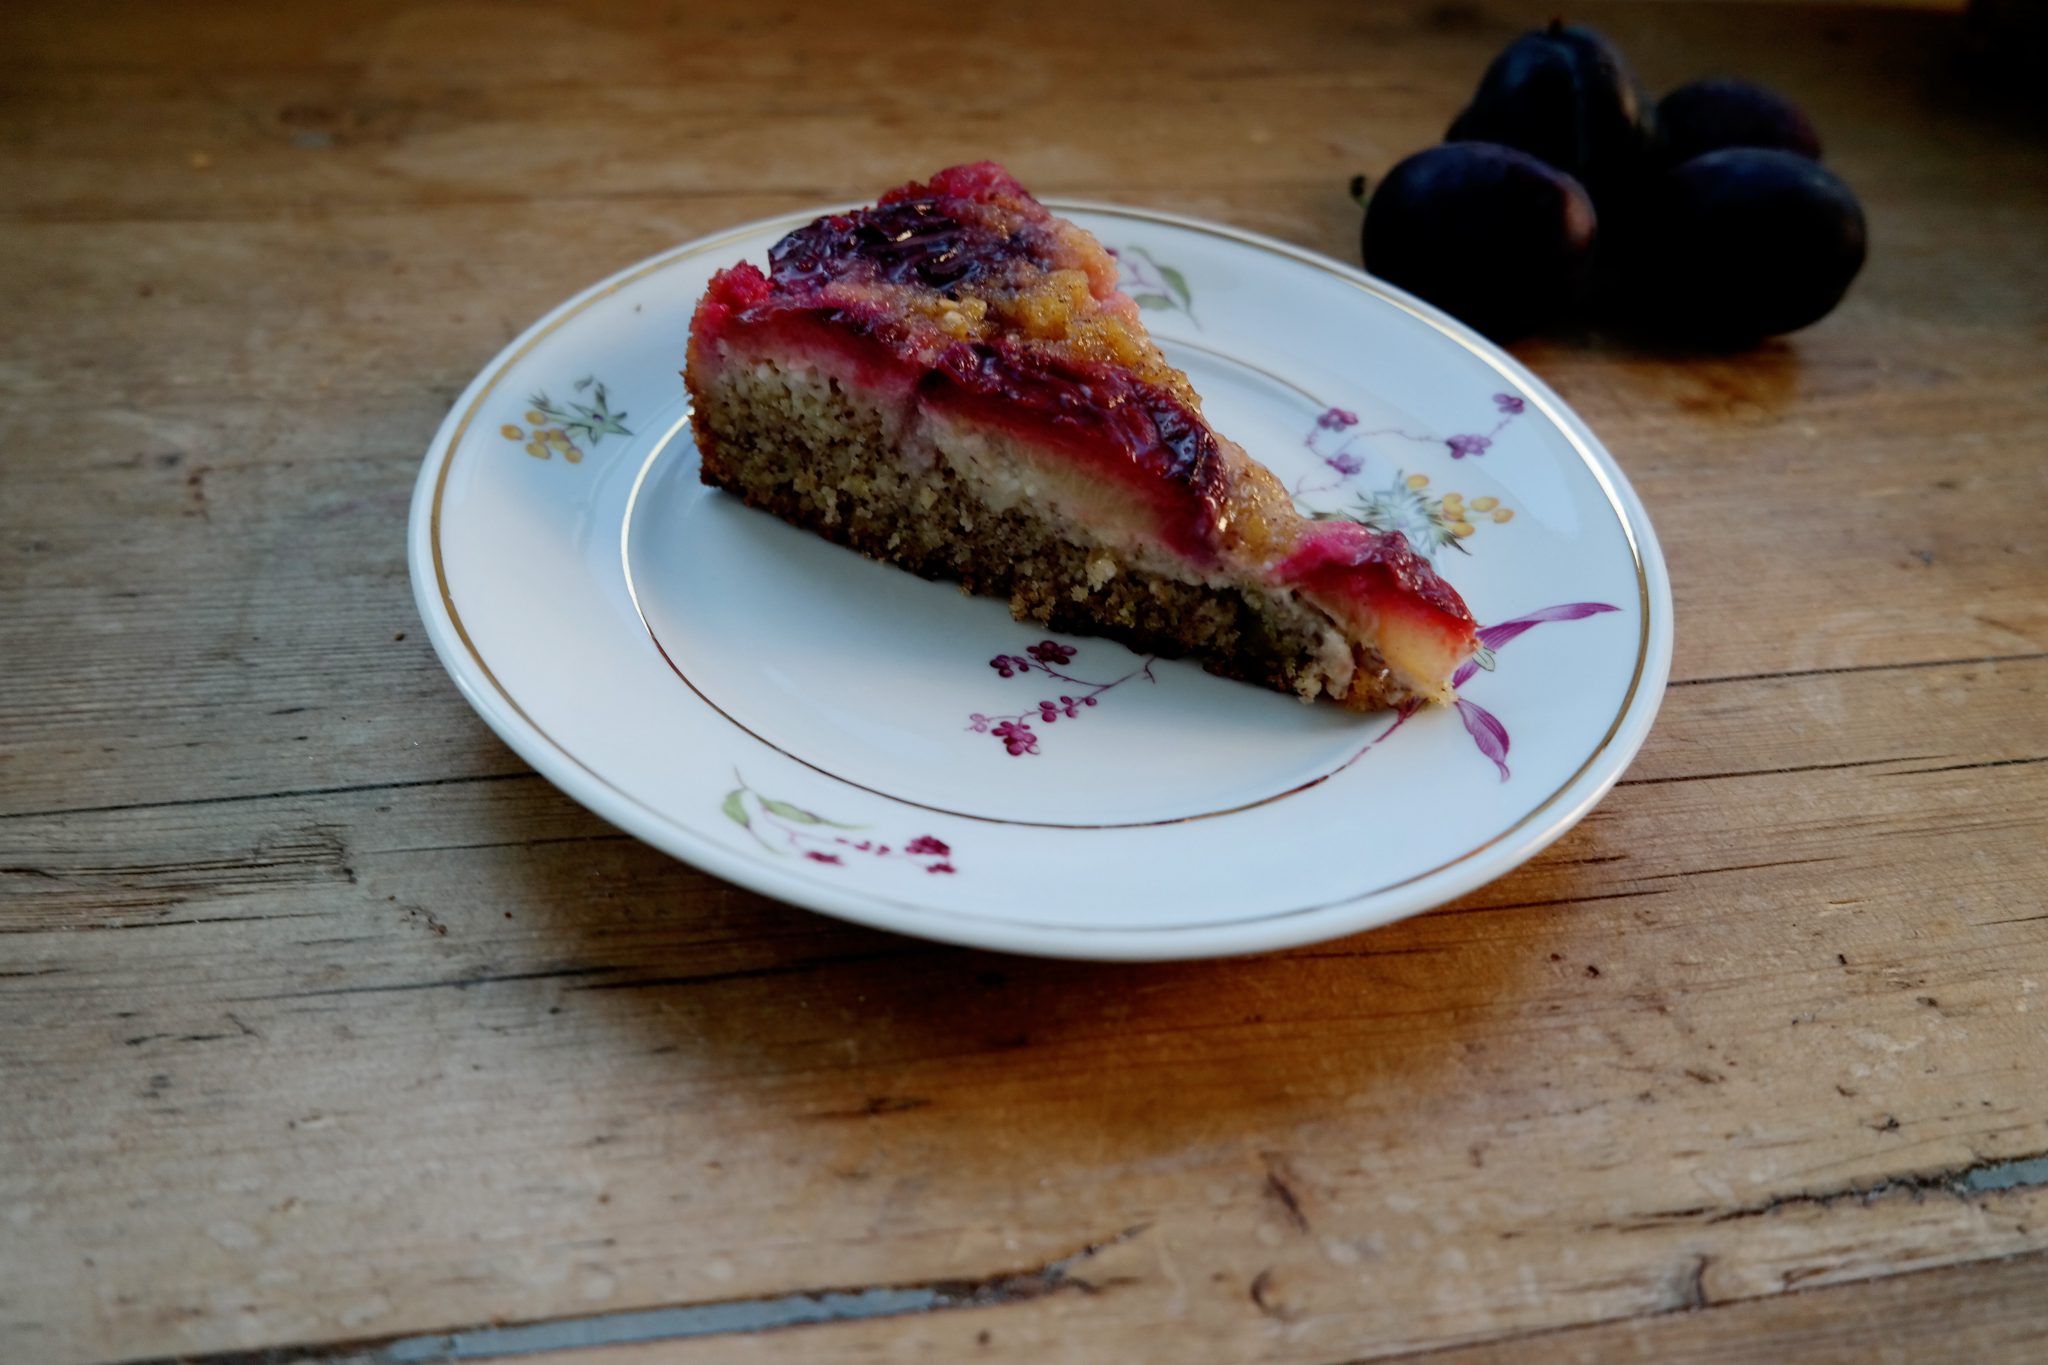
left=685, top=163, right=1478, bottom=709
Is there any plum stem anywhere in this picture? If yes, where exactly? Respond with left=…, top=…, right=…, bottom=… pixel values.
left=1349, top=174, right=1371, bottom=210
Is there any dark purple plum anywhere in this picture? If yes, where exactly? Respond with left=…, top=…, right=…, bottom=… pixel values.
left=1361, top=143, right=1597, bottom=341
left=1654, top=78, right=1823, bottom=168
left=1616, top=148, right=1865, bottom=344
left=1445, top=22, right=1648, bottom=204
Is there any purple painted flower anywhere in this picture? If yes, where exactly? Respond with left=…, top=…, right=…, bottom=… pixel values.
left=966, top=713, right=990, bottom=733
left=1456, top=698, right=1511, bottom=782
left=1037, top=700, right=1059, bottom=723
left=1324, top=451, right=1363, bottom=476
left=989, top=655, right=1017, bottom=678
left=906, top=835, right=950, bottom=857
left=805, top=851, right=843, bottom=865
left=992, top=720, right=1039, bottom=756
left=1317, top=407, right=1360, bottom=431
left=927, top=862, right=956, bottom=875
left=1026, top=640, right=1076, bottom=666
left=1442, top=600, right=1620, bottom=780
left=1452, top=602, right=1621, bottom=687
left=1446, top=433, right=1492, bottom=459
left=1493, top=394, right=1525, bottom=415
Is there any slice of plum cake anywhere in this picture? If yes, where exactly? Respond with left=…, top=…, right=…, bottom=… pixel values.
left=684, top=162, right=1477, bottom=709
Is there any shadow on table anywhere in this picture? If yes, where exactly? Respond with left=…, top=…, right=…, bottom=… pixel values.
left=498, top=779, right=1610, bottom=1171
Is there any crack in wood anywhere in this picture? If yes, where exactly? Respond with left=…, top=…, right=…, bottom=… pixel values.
left=1340, top=1248, right=2048, bottom=1364
left=0, top=910, right=327, bottom=936
left=365, top=832, right=634, bottom=857
left=1618, top=755, right=1941, bottom=787
left=1261, top=1155, right=1312, bottom=1234
left=1611, top=1149, right=2048, bottom=1230
left=1281, top=943, right=1448, bottom=961
left=1666, top=651, right=2046, bottom=690
left=3, top=831, right=358, bottom=919
left=231, top=965, right=618, bottom=1002
left=1678, top=1253, right=1711, bottom=1312
left=0, top=770, right=540, bottom=824
left=107, top=1224, right=1152, bottom=1365
left=571, top=948, right=935, bottom=994
left=1642, top=855, right=1841, bottom=882
left=804, top=1095, right=933, bottom=1121
left=1893, top=754, right=2048, bottom=778
left=1432, top=887, right=1674, bottom=918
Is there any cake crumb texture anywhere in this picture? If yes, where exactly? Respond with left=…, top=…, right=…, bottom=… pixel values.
left=694, top=357, right=1411, bottom=710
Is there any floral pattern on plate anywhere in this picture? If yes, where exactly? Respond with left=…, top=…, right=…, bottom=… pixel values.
left=1293, top=397, right=1526, bottom=561
left=500, top=375, right=634, bottom=464
left=1113, top=245, right=1200, bottom=328
left=1451, top=602, right=1621, bottom=780
left=968, top=641, right=1157, bottom=757
left=720, top=774, right=956, bottom=873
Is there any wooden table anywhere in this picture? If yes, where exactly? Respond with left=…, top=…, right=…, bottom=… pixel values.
left=4, top=2, right=2045, bottom=1361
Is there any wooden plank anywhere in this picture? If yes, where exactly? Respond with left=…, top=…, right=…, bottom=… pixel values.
left=1370, top=1250, right=2048, bottom=1365
left=362, top=1249, right=2047, bottom=1364
left=5, top=659, right=2043, bottom=1362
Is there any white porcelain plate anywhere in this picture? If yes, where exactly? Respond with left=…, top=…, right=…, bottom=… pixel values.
left=409, top=202, right=1672, bottom=960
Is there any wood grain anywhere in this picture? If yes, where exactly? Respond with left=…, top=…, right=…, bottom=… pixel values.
left=2, top=1, right=2045, bottom=1362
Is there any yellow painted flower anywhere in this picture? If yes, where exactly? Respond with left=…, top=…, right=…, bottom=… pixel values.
left=524, top=441, right=549, bottom=459
left=564, top=447, right=584, bottom=464
left=1451, top=521, right=1475, bottom=538
left=1492, top=508, right=1514, bottom=524
left=1406, top=473, right=1429, bottom=490
left=500, top=424, right=524, bottom=440
left=545, top=429, right=571, bottom=448
left=526, top=410, right=547, bottom=425
left=1471, top=495, right=1498, bottom=512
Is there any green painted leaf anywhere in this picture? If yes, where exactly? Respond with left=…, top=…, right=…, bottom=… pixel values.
left=760, top=797, right=861, bottom=829
left=1158, top=264, right=1192, bottom=309
left=1473, top=645, right=1498, bottom=672
left=574, top=375, right=595, bottom=392
left=759, top=797, right=825, bottom=824
left=1131, top=292, right=1175, bottom=310
left=720, top=790, right=749, bottom=827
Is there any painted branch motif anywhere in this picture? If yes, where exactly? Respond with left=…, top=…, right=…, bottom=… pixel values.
left=500, top=374, right=634, bottom=463
left=1294, top=395, right=1527, bottom=561
left=720, top=774, right=955, bottom=874
left=969, top=640, right=1157, bottom=757
left=1113, top=246, right=1200, bottom=328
